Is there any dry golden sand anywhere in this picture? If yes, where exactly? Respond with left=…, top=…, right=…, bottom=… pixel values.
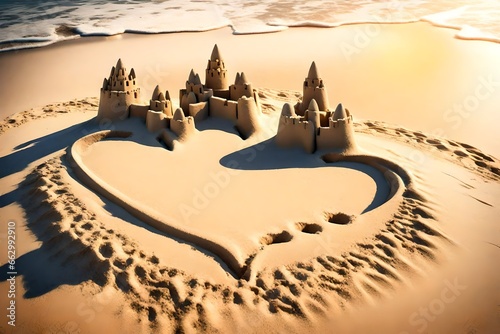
left=0, top=23, right=499, bottom=334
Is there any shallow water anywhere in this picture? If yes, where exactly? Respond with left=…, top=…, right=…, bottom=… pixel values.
left=1, top=0, right=499, bottom=52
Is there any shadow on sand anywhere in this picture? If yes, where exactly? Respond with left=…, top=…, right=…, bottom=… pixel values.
left=219, top=138, right=391, bottom=213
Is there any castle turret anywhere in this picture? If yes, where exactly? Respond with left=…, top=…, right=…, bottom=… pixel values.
left=276, top=62, right=356, bottom=154
left=229, top=72, right=254, bottom=101
left=170, top=108, right=195, bottom=139
left=297, top=61, right=329, bottom=115
left=149, top=85, right=173, bottom=117
left=306, top=99, right=321, bottom=129
left=332, top=102, right=349, bottom=120
left=316, top=103, right=356, bottom=152
left=235, top=96, right=261, bottom=139
left=97, top=58, right=141, bottom=121
left=276, top=102, right=315, bottom=153
left=205, top=44, right=228, bottom=93
left=281, top=103, right=296, bottom=117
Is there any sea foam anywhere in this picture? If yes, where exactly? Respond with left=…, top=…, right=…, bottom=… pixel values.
left=0, top=0, right=499, bottom=52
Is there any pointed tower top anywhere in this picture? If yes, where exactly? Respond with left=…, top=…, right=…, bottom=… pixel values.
left=194, top=73, right=202, bottom=85
left=129, top=68, right=136, bottom=79
left=158, top=92, right=166, bottom=101
left=281, top=103, right=296, bottom=117
left=210, top=44, right=222, bottom=61
left=307, top=61, right=320, bottom=79
left=188, top=69, right=197, bottom=83
left=173, top=108, right=186, bottom=121
left=308, top=99, right=319, bottom=112
left=152, top=85, right=162, bottom=100
left=116, top=58, right=124, bottom=71
left=234, top=72, right=241, bottom=85
left=188, top=69, right=202, bottom=85
left=333, top=103, right=348, bottom=120
left=240, top=72, right=249, bottom=84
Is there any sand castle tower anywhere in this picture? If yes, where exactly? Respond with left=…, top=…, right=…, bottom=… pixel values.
left=315, top=102, right=356, bottom=151
left=229, top=72, right=254, bottom=101
left=297, top=61, right=329, bottom=115
left=145, top=85, right=173, bottom=132
left=276, top=102, right=316, bottom=153
left=170, top=108, right=195, bottom=139
left=149, top=85, right=173, bottom=117
left=177, top=45, right=262, bottom=138
left=97, top=59, right=141, bottom=121
left=276, top=62, right=356, bottom=153
left=205, top=44, right=229, bottom=97
left=179, top=69, right=212, bottom=121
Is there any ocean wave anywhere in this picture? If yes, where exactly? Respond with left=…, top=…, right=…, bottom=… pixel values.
left=0, top=0, right=499, bottom=52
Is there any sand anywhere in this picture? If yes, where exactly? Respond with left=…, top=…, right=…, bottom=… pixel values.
left=0, top=22, right=499, bottom=334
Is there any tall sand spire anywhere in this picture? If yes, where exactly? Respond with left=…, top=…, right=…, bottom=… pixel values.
left=116, top=58, right=124, bottom=71
left=308, top=61, right=320, bottom=79
left=206, top=44, right=228, bottom=91
left=240, top=72, right=249, bottom=84
left=211, top=44, right=222, bottom=61
left=298, top=61, right=329, bottom=114
left=152, top=85, right=162, bottom=100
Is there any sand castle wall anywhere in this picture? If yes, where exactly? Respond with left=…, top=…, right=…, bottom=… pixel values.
left=129, top=104, right=149, bottom=119
left=188, top=101, right=209, bottom=122
left=276, top=117, right=316, bottom=153
left=146, top=110, right=168, bottom=132
left=210, top=96, right=238, bottom=121
left=180, top=88, right=212, bottom=115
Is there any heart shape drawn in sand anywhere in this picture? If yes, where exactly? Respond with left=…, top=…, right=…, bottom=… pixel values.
left=70, top=121, right=405, bottom=279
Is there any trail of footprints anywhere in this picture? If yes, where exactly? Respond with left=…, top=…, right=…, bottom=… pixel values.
left=251, top=189, right=447, bottom=315
left=0, top=97, right=98, bottom=135
left=357, top=121, right=500, bottom=181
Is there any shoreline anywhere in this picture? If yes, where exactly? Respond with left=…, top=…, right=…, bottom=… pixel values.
left=1, top=14, right=499, bottom=54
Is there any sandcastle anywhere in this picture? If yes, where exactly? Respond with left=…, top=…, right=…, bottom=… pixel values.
left=96, top=45, right=355, bottom=152
left=97, top=45, right=262, bottom=147
left=178, top=44, right=262, bottom=139
left=97, top=59, right=141, bottom=121
left=276, top=62, right=356, bottom=153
